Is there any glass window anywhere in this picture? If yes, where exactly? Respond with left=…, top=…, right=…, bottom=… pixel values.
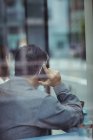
left=25, top=0, right=46, bottom=48
left=47, top=0, right=87, bottom=117
left=1, top=0, right=92, bottom=138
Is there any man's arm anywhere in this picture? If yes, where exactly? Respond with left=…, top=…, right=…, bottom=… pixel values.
left=54, top=82, right=81, bottom=107
left=37, top=66, right=84, bottom=131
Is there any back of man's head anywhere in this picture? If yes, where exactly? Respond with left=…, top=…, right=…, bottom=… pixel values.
left=15, top=44, right=48, bottom=76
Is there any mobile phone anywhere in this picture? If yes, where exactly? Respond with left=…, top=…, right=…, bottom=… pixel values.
left=37, top=55, right=49, bottom=81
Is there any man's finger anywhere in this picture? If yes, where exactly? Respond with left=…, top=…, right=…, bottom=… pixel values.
left=38, top=81, right=48, bottom=86
left=38, top=79, right=50, bottom=86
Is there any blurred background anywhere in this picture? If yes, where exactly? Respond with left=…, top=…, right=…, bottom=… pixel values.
left=0, top=0, right=87, bottom=105
left=0, top=0, right=93, bottom=135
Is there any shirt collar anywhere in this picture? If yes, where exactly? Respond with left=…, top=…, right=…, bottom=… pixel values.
left=0, top=77, right=10, bottom=85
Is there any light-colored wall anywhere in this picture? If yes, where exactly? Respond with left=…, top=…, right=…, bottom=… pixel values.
left=84, top=0, right=93, bottom=120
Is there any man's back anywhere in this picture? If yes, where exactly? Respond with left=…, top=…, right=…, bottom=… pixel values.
left=0, top=77, right=83, bottom=140
left=0, top=77, right=49, bottom=140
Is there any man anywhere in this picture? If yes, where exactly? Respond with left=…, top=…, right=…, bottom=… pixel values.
left=0, top=44, right=83, bottom=140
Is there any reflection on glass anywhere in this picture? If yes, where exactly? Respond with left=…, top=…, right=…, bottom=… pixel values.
left=0, top=0, right=91, bottom=137
left=48, top=0, right=85, bottom=60
left=48, top=0, right=87, bottom=112
left=47, top=0, right=87, bottom=135
left=0, top=0, right=86, bottom=101
left=25, top=0, right=46, bottom=48
left=0, top=0, right=26, bottom=58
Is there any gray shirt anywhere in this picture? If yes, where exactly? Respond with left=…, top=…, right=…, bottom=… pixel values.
left=0, top=77, right=83, bottom=140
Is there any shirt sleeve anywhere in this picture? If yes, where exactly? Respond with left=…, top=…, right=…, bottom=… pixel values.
left=37, top=83, right=84, bottom=131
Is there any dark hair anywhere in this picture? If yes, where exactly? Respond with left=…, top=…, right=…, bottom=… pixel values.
left=15, top=44, right=48, bottom=76
left=0, top=43, right=9, bottom=77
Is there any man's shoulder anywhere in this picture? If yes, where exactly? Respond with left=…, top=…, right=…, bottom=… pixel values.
left=0, top=76, right=47, bottom=98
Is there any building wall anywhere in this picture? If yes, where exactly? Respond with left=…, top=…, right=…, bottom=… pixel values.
left=48, top=0, right=69, bottom=58
left=84, top=0, right=93, bottom=120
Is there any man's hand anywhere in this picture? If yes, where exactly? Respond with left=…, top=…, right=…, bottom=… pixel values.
left=38, top=65, right=61, bottom=87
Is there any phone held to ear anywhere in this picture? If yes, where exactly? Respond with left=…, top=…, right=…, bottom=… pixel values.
left=36, top=54, right=49, bottom=81
left=38, top=66, right=48, bottom=81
